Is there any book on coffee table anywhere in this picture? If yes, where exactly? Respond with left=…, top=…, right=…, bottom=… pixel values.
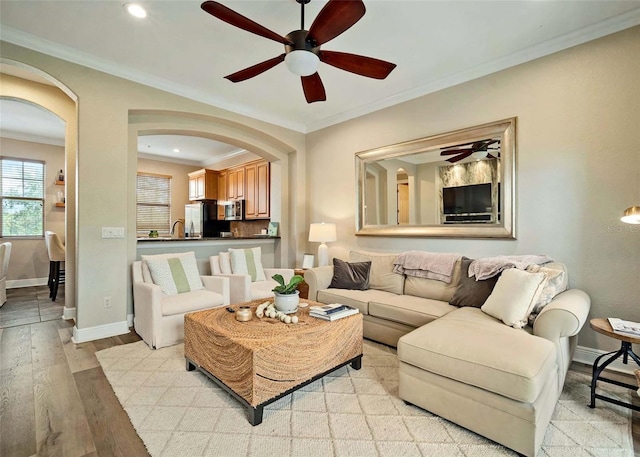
left=310, top=304, right=359, bottom=321
left=310, top=303, right=349, bottom=314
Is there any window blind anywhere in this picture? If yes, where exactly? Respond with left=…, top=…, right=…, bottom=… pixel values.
left=0, top=157, right=45, bottom=237
left=136, top=173, right=171, bottom=233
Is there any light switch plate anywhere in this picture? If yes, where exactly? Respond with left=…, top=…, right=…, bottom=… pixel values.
left=102, top=227, right=124, bottom=238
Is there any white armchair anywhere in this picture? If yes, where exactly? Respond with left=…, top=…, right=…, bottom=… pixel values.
left=132, top=255, right=230, bottom=349
left=210, top=252, right=294, bottom=304
left=0, top=242, right=12, bottom=306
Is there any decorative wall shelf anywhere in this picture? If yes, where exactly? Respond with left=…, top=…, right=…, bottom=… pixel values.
left=55, top=202, right=65, bottom=208
left=55, top=180, right=65, bottom=186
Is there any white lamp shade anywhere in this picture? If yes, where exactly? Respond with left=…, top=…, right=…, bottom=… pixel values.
left=309, top=223, right=336, bottom=267
left=285, top=50, right=320, bottom=77
left=309, top=223, right=337, bottom=242
left=621, top=206, right=640, bottom=224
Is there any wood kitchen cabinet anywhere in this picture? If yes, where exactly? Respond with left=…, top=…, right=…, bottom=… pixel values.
left=226, top=166, right=245, bottom=200
left=245, top=163, right=257, bottom=218
left=245, top=160, right=270, bottom=219
left=188, top=169, right=218, bottom=201
left=217, top=171, right=227, bottom=219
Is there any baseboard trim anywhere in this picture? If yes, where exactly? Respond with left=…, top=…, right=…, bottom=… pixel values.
left=62, top=306, right=76, bottom=320
left=127, top=313, right=134, bottom=327
left=72, top=320, right=129, bottom=343
left=574, top=344, right=635, bottom=375
left=7, top=277, right=48, bottom=288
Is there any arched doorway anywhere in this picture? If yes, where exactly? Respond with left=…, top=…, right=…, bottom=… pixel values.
left=127, top=111, right=296, bottom=316
left=0, top=59, right=78, bottom=320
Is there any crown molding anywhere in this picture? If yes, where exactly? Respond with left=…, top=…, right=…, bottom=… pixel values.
left=138, top=147, right=251, bottom=167
left=305, top=8, right=640, bottom=132
left=137, top=152, right=202, bottom=167
left=2, top=7, right=639, bottom=134
left=1, top=26, right=307, bottom=133
left=1, top=129, right=64, bottom=146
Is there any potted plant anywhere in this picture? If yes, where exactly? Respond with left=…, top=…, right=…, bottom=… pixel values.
left=272, top=274, right=304, bottom=314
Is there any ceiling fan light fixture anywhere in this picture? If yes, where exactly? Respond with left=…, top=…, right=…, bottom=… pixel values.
left=125, top=3, right=147, bottom=18
left=471, top=151, right=489, bottom=160
left=285, top=50, right=320, bottom=77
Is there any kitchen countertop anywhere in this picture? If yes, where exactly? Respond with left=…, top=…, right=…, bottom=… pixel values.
left=136, top=235, right=281, bottom=264
left=137, top=236, right=278, bottom=242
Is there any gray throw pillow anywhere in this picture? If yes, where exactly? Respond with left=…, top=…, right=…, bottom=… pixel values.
left=449, top=257, right=499, bottom=308
left=329, top=258, right=372, bottom=290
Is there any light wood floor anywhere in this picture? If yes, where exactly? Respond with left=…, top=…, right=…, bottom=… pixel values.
left=1, top=286, right=639, bottom=456
left=0, top=286, right=149, bottom=457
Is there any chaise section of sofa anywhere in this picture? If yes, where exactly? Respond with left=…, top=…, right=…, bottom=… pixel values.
left=305, top=249, right=591, bottom=456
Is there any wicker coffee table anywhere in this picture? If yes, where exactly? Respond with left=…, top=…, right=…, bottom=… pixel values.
left=184, top=298, right=363, bottom=425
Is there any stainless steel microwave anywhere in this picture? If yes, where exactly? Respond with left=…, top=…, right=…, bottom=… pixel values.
left=224, top=200, right=244, bottom=221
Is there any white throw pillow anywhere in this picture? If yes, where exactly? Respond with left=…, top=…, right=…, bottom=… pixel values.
left=525, top=264, right=568, bottom=314
left=219, top=251, right=232, bottom=274
left=210, top=256, right=222, bottom=275
left=142, top=252, right=204, bottom=296
left=229, top=247, right=266, bottom=282
left=481, top=268, right=547, bottom=328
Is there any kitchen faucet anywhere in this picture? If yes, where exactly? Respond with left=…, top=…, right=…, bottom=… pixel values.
left=170, top=219, right=184, bottom=236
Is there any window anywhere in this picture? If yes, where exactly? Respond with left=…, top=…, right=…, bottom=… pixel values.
left=0, top=157, right=45, bottom=237
left=137, top=173, right=171, bottom=235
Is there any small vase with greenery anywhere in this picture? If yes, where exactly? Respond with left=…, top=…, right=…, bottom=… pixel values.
left=272, top=274, right=304, bottom=313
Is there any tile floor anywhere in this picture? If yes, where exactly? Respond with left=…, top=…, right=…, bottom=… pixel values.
left=0, top=284, right=64, bottom=328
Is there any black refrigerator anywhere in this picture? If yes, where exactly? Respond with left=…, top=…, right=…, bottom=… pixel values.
left=184, top=201, right=230, bottom=238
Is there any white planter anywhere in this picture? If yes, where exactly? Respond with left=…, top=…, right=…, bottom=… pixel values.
left=274, top=291, right=300, bottom=314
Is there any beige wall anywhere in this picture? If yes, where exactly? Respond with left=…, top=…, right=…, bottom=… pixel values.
left=0, top=137, right=65, bottom=282
left=1, top=41, right=306, bottom=339
left=306, top=26, right=640, bottom=352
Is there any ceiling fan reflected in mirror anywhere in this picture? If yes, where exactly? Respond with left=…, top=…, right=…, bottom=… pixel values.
left=440, top=139, right=501, bottom=163
left=200, top=0, right=397, bottom=103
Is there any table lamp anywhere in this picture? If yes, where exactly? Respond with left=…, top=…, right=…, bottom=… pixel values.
left=621, top=206, right=640, bottom=224
left=309, top=222, right=337, bottom=267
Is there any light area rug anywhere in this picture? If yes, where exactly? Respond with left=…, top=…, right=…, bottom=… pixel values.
left=96, top=340, right=634, bottom=457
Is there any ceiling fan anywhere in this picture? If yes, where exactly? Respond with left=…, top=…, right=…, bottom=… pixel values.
left=440, top=139, right=500, bottom=163
left=200, top=0, right=397, bottom=103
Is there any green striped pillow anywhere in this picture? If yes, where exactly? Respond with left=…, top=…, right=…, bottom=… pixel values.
left=229, top=247, right=266, bottom=282
left=142, top=252, right=204, bottom=295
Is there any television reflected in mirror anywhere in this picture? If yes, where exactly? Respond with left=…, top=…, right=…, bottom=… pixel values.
left=443, top=183, right=493, bottom=223
left=355, top=118, right=516, bottom=239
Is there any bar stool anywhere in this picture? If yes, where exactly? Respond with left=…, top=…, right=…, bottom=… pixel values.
left=45, top=231, right=65, bottom=301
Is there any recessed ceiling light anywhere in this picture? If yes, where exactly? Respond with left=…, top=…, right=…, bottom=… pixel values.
left=125, top=3, right=147, bottom=19
left=173, top=148, right=180, bottom=153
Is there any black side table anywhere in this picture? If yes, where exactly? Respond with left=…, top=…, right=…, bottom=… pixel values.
left=589, top=318, right=640, bottom=411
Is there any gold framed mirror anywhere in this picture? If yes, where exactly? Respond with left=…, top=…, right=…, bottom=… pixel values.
left=355, top=118, right=516, bottom=238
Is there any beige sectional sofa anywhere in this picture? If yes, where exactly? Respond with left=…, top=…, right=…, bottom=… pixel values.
left=305, top=250, right=591, bottom=457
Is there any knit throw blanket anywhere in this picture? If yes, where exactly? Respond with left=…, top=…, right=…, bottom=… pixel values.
left=468, top=254, right=554, bottom=280
left=393, top=251, right=461, bottom=283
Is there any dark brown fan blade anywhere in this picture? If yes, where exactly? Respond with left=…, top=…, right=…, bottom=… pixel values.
left=320, top=51, right=396, bottom=79
left=201, top=1, right=291, bottom=45
left=440, top=149, right=469, bottom=156
left=301, top=73, right=326, bottom=103
left=307, top=0, right=366, bottom=46
left=224, top=54, right=285, bottom=82
left=447, top=152, right=472, bottom=163
left=442, top=141, right=475, bottom=151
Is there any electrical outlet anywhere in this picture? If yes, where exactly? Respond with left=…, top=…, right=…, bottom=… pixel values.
left=103, top=296, right=111, bottom=308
